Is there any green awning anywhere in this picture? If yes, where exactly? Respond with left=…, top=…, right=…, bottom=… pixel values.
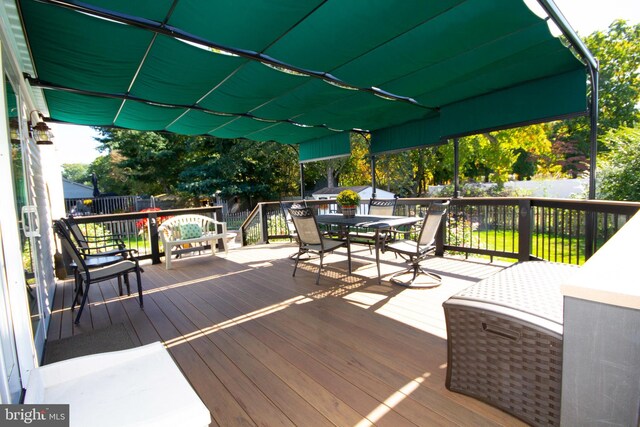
left=16, top=0, right=589, bottom=160
left=371, top=117, right=442, bottom=155
left=299, top=132, right=351, bottom=163
left=371, top=69, right=587, bottom=154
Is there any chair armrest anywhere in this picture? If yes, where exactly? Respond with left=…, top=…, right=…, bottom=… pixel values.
left=82, top=248, right=138, bottom=258
left=79, top=237, right=126, bottom=250
left=82, top=234, right=126, bottom=243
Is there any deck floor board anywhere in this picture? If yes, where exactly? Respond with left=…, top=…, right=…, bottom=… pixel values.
left=47, top=242, right=525, bottom=426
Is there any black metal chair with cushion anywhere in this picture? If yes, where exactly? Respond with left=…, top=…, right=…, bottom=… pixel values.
left=53, top=221, right=143, bottom=324
left=61, top=216, right=136, bottom=259
left=384, top=201, right=449, bottom=288
left=288, top=207, right=351, bottom=285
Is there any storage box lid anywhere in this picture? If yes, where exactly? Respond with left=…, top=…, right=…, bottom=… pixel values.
left=449, top=261, right=577, bottom=325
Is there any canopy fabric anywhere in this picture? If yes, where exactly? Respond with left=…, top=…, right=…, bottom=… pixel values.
left=17, top=0, right=588, bottom=159
left=299, top=132, right=351, bottom=163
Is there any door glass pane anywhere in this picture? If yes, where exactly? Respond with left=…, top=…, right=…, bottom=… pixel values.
left=2, top=74, right=22, bottom=400
left=6, top=76, right=41, bottom=336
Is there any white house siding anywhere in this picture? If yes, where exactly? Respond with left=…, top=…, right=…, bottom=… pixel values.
left=0, top=12, right=59, bottom=401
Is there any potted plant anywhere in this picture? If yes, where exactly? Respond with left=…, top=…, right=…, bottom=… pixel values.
left=336, top=189, right=360, bottom=218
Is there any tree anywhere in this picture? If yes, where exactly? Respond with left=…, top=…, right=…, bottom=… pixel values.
left=178, top=138, right=299, bottom=202
left=554, top=20, right=640, bottom=152
left=95, top=129, right=191, bottom=195
left=61, top=163, right=90, bottom=184
left=550, top=138, right=588, bottom=178
left=92, top=129, right=303, bottom=202
left=336, top=133, right=371, bottom=187
left=454, top=125, right=554, bottom=186
left=375, top=151, right=416, bottom=197
left=597, top=127, right=640, bottom=201
left=588, top=21, right=640, bottom=134
left=87, top=152, right=135, bottom=195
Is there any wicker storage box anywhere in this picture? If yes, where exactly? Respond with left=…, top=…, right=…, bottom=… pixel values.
left=443, top=262, right=577, bottom=427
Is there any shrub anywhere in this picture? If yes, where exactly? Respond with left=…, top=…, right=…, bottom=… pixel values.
left=336, top=190, right=361, bottom=206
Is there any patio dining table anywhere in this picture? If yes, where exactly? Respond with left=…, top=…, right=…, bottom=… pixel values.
left=316, top=214, right=421, bottom=283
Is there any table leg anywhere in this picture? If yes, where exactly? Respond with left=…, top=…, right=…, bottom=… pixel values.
left=375, top=229, right=381, bottom=284
left=346, top=234, right=352, bottom=274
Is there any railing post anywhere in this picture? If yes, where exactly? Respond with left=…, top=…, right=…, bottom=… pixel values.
left=435, top=211, right=446, bottom=257
left=518, top=199, right=532, bottom=262
left=585, top=211, right=595, bottom=260
left=259, top=203, right=269, bottom=244
left=148, top=211, right=161, bottom=264
left=453, top=138, right=460, bottom=198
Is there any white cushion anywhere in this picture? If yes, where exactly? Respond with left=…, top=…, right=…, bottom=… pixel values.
left=25, top=342, right=211, bottom=427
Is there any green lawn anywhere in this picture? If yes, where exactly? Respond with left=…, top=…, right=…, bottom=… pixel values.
left=463, top=230, right=585, bottom=265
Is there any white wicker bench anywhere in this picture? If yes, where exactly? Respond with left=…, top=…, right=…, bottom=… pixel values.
left=158, top=214, right=228, bottom=269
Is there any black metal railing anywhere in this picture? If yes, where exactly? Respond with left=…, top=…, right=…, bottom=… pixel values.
left=64, top=195, right=141, bottom=215
left=240, top=198, right=640, bottom=265
left=65, top=199, right=640, bottom=267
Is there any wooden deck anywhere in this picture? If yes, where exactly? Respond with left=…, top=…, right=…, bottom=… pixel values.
left=47, top=242, right=526, bottom=426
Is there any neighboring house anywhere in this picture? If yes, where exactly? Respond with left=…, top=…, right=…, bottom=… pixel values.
left=312, top=186, right=395, bottom=201
left=62, top=178, right=94, bottom=199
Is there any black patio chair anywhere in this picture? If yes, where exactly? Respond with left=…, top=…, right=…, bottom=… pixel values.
left=61, top=216, right=137, bottom=259
left=53, top=221, right=143, bottom=324
left=384, top=201, right=449, bottom=288
left=288, top=207, right=351, bottom=285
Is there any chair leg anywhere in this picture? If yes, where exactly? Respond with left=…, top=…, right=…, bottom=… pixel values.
left=73, top=268, right=82, bottom=299
left=292, top=249, right=303, bottom=277
left=316, top=252, right=324, bottom=285
left=135, top=268, right=143, bottom=308
left=123, top=273, right=131, bottom=296
left=74, top=282, right=91, bottom=324
left=117, top=275, right=123, bottom=296
left=389, top=260, right=442, bottom=288
left=72, top=277, right=83, bottom=309
left=165, top=246, right=172, bottom=270
left=221, top=237, right=228, bottom=256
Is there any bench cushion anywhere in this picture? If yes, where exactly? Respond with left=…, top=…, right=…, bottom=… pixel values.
left=179, top=223, right=202, bottom=239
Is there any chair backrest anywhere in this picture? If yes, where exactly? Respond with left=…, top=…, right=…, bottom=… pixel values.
left=53, top=220, right=88, bottom=273
left=368, top=198, right=396, bottom=216
left=288, top=207, right=322, bottom=246
left=61, top=217, right=90, bottom=251
left=280, top=201, right=306, bottom=234
left=417, top=201, right=450, bottom=247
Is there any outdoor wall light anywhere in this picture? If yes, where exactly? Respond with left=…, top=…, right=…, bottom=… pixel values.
left=32, top=121, right=54, bottom=145
left=28, top=111, right=54, bottom=145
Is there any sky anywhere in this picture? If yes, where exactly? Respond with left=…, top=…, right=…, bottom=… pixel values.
left=51, top=0, right=640, bottom=165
